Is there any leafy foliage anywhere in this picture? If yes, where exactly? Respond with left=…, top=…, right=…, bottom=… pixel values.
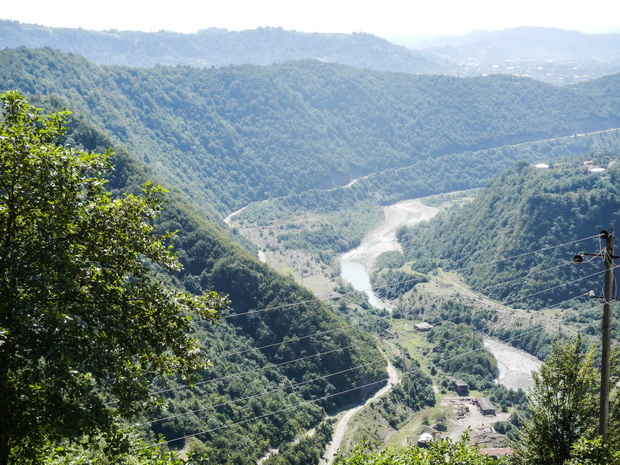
left=0, top=92, right=226, bottom=464
left=335, top=431, right=504, bottom=464
left=54, top=96, right=390, bottom=462
left=510, top=337, right=619, bottom=465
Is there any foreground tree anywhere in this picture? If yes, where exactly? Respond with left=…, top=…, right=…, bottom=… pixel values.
left=510, top=336, right=603, bottom=465
left=335, top=431, right=504, bottom=465
left=0, top=91, right=227, bottom=464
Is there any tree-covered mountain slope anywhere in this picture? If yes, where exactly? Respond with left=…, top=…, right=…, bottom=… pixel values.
left=398, top=155, right=620, bottom=309
left=2, top=47, right=620, bottom=217
left=49, top=99, right=427, bottom=463
left=0, top=20, right=443, bottom=73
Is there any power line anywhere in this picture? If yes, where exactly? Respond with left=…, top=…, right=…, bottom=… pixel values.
left=482, top=243, right=604, bottom=292
left=462, top=234, right=601, bottom=271
left=426, top=291, right=588, bottom=350
left=146, top=359, right=385, bottom=426
left=217, top=327, right=345, bottom=360
left=151, top=341, right=364, bottom=396
left=140, top=234, right=606, bottom=446
left=147, top=375, right=390, bottom=448
left=220, top=297, right=320, bottom=320
left=500, top=268, right=608, bottom=307
left=214, top=233, right=603, bottom=323
left=146, top=315, right=581, bottom=449
left=148, top=238, right=604, bottom=401
left=159, top=268, right=598, bottom=398
left=154, top=276, right=590, bottom=399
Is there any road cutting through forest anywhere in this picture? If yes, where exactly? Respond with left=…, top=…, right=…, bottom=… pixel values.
left=321, top=362, right=399, bottom=465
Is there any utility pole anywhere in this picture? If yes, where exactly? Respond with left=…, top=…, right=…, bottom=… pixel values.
left=599, top=230, right=614, bottom=440
left=574, top=230, right=616, bottom=440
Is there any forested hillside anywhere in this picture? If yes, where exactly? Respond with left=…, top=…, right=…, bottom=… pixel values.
left=398, top=156, right=620, bottom=310
left=3, top=40, right=620, bottom=463
left=33, top=99, right=416, bottom=463
left=2, top=47, right=620, bottom=217
left=0, top=20, right=442, bottom=72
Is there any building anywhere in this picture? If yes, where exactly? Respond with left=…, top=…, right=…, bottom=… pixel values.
left=417, top=433, right=434, bottom=448
left=476, top=397, right=496, bottom=416
left=414, top=322, right=434, bottom=332
left=450, top=377, right=469, bottom=396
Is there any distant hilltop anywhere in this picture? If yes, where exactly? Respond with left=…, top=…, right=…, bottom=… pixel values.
left=2, top=21, right=620, bottom=83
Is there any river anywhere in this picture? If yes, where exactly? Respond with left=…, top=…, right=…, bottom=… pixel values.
left=339, top=199, right=439, bottom=309
left=338, top=197, right=543, bottom=390
left=484, top=338, right=542, bottom=391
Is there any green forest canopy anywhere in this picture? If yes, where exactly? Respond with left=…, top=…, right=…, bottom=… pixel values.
left=1, top=47, right=620, bottom=217
left=0, top=92, right=401, bottom=464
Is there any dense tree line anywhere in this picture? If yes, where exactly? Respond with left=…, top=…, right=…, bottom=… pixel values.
left=0, top=21, right=442, bottom=72
left=1, top=47, right=620, bottom=219
left=0, top=94, right=402, bottom=464
left=399, top=155, right=620, bottom=311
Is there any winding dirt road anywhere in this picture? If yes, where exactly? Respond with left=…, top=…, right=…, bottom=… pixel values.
left=321, top=362, right=399, bottom=465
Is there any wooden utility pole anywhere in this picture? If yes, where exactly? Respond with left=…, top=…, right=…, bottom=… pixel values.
left=599, top=230, right=614, bottom=440
left=573, top=230, right=616, bottom=440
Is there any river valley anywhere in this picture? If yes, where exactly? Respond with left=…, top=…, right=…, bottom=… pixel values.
left=230, top=194, right=545, bottom=461
left=339, top=196, right=543, bottom=392
left=339, top=199, right=440, bottom=309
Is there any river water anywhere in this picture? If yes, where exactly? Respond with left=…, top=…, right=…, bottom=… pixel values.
left=338, top=197, right=543, bottom=390
left=484, top=338, right=542, bottom=391
left=339, top=199, right=440, bottom=309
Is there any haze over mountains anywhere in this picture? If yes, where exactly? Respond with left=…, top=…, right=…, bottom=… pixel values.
left=2, top=20, right=620, bottom=83
left=418, top=27, right=620, bottom=84
left=0, top=20, right=442, bottom=73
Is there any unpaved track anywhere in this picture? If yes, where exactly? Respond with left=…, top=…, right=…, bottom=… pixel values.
left=321, top=362, right=399, bottom=465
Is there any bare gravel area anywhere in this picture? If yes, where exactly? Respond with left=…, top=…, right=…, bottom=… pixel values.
left=484, top=338, right=542, bottom=391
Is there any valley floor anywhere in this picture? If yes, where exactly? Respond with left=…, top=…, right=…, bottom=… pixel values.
left=228, top=194, right=552, bottom=461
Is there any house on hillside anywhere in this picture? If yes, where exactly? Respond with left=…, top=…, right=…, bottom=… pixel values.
left=450, top=377, right=469, bottom=396
left=476, top=397, right=496, bottom=416
left=417, top=433, right=434, bottom=448
left=414, top=322, right=434, bottom=332
left=584, top=159, right=606, bottom=173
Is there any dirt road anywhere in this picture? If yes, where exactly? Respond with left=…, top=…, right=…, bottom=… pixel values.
left=321, top=362, right=399, bottom=465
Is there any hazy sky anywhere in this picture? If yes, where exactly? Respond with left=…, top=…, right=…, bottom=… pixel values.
left=3, top=0, right=619, bottom=38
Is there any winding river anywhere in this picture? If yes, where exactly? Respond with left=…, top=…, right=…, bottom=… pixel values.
left=339, top=199, right=440, bottom=309
left=338, top=197, right=543, bottom=390
left=484, top=338, right=542, bottom=391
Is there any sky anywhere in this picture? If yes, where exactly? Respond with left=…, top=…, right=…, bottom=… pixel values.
left=2, top=0, right=619, bottom=40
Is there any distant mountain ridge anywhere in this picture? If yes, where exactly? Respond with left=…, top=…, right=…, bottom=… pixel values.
left=3, top=21, right=620, bottom=84
left=0, top=20, right=443, bottom=73
left=421, top=27, right=620, bottom=60
left=415, top=27, right=620, bottom=84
